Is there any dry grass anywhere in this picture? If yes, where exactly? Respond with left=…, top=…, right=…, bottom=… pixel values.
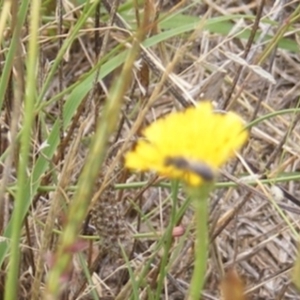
left=1, top=0, right=300, bottom=299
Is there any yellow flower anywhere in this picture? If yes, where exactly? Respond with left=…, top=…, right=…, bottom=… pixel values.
left=125, top=101, right=248, bottom=186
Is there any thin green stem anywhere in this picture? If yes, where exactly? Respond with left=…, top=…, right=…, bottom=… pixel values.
left=188, top=183, right=213, bottom=300
left=4, top=1, right=39, bottom=299
left=0, top=0, right=29, bottom=111
left=37, top=0, right=100, bottom=104
left=155, top=180, right=179, bottom=298
left=44, top=8, right=145, bottom=297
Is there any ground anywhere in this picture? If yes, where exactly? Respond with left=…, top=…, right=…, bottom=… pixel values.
left=1, top=0, right=300, bottom=299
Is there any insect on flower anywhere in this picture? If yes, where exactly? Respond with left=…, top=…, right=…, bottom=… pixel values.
left=164, top=156, right=215, bottom=182
left=125, top=101, right=248, bottom=186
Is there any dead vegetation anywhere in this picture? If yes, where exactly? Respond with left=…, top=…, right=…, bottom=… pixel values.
left=1, top=0, right=300, bottom=299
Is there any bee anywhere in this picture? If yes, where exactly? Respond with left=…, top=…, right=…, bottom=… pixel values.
left=164, top=156, right=214, bottom=181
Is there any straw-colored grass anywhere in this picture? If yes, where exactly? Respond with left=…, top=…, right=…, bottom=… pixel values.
left=1, top=0, right=300, bottom=299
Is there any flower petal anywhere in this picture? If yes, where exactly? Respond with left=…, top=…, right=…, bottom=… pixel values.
left=125, top=101, right=248, bottom=186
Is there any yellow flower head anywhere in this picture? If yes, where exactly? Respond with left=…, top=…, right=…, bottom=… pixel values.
left=125, top=102, right=248, bottom=186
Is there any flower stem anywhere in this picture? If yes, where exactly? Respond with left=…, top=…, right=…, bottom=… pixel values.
left=188, top=183, right=213, bottom=300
